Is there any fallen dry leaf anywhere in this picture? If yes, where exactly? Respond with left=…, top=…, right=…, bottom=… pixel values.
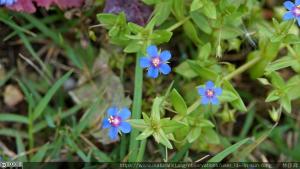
left=4, top=84, right=24, bottom=107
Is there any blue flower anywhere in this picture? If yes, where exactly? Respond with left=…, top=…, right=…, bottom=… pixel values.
left=102, top=107, right=132, bottom=140
left=139, top=45, right=172, bottom=78
left=283, top=0, right=300, bottom=25
left=0, top=0, right=17, bottom=6
left=198, top=81, right=222, bottom=105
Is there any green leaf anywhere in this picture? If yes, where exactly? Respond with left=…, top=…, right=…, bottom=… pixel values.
left=198, top=43, right=211, bottom=60
left=170, top=89, right=187, bottom=115
left=136, top=128, right=154, bottom=140
left=151, top=97, right=164, bottom=122
left=223, top=80, right=247, bottom=112
left=218, top=89, right=239, bottom=102
left=190, top=0, right=203, bottom=11
left=124, top=41, right=142, bottom=53
left=128, top=119, right=148, bottom=131
left=151, top=30, right=173, bottom=44
left=268, top=71, right=285, bottom=89
left=97, top=13, right=118, bottom=28
left=160, top=119, right=187, bottom=134
left=32, top=71, right=72, bottom=120
left=191, top=11, right=212, bottom=34
left=196, top=119, right=215, bottom=128
left=202, top=0, right=217, bottom=19
left=127, top=22, right=143, bottom=34
left=152, top=1, right=172, bottom=26
left=187, top=127, right=201, bottom=143
left=156, top=129, right=173, bottom=149
left=266, top=57, right=297, bottom=73
left=183, top=21, right=202, bottom=45
left=281, top=94, right=291, bottom=113
left=203, top=128, right=220, bottom=144
left=265, top=90, right=281, bottom=102
left=208, top=138, right=250, bottom=162
left=175, top=61, right=198, bottom=79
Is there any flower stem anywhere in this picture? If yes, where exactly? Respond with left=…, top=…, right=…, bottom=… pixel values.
left=128, top=52, right=143, bottom=162
left=166, top=16, right=191, bottom=32
left=136, top=139, right=147, bottom=162
left=223, top=56, right=261, bottom=81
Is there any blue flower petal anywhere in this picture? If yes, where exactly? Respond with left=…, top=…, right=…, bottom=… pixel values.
left=205, top=81, right=215, bottom=89
left=0, top=0, right=4, bottom=5
left=119, top=122, right=131, bottom=133
left=283, top=11, right=295, bottom=20
left=214, top=87, right=222, bottom=96
left=140, top=57, right=151, bottom=68
left=147, top=67, right=159, bottom=78
left=159, top=63, right=171, bottom=75
left=201, top=96, right=210, bottom=105
left=296, top=0, right=300, bottom=6
left=297, top=17, right=300, bottom=26
left=198, top=87, right=206, bottom=96
left=107, top=107, right=118, bottom=117
left=284, top=1, right=295, bottom=10
left=119, top=108, right=131, bottom=120
left=109, top=127, right=119, bottom=140
left=147, top=45, right=158, bottom=57
left=160, top=50, right=171, bottom=62
left=102, top=118, right=111, bottom=128
left=211, top=97, right=219, bottom=105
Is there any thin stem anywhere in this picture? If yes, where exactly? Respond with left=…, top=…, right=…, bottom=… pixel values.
left=136, top=139, right=147, bottom=162
left=166, top=16, right=191, bottom=32
left=223, top=56, right=261, bottom=81
left=164, top=146, right=168, bottom=162
left=128, top=52, right=144, bottom=162
left=120, top=135, right=127, bottom=160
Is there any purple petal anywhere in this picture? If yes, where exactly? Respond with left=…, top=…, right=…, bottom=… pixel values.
left=296, top=0, right=300, bottom=6
left=159, top=63, right=171, bottom=75
left=119, top=122, right=131, bottom=133
left=147, top=67, right=159, bottom=78
left=107, top=107, right=118, bottom=117
left=283, top=11, right=295, bottom=20
left=198, top=87, right=206, bottom=96
left=284, top=1, right=295, bottom=10
left=109, top=127, right=119, bottom=140
left=118, top=108, right=131, bottom=120
left=147, top=45, right=158, bottom=57
left=201, top=96, right=210, bottom=105
left=211, top=97, right=219, bottom=105
left=214, top=87, right=222, bottom=96
left=140, top=57, right=151, bottom=68
left=102, top=118, right=111, bottom=128
left=205, top=81, right=215, bottom=89
left=160, top=50, right=171, bottom=62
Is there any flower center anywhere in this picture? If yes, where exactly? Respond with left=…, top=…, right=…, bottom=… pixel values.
left=205, top=89, right=215, bottom=98
left=151, top=57, right=161, bottom=67
left=293, top=6, right=300, bottom=16
left=108, top=116, right=121, bottom=127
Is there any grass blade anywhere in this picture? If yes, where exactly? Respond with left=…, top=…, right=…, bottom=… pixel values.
left=208, top=138, right=250, bottom=162
left=0, top=114, right=29, bottom=124
left=32, top=71, right=72, bottom=120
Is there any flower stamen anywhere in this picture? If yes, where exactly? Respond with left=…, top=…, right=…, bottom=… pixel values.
left=151, top=57, right=161, bottom=67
